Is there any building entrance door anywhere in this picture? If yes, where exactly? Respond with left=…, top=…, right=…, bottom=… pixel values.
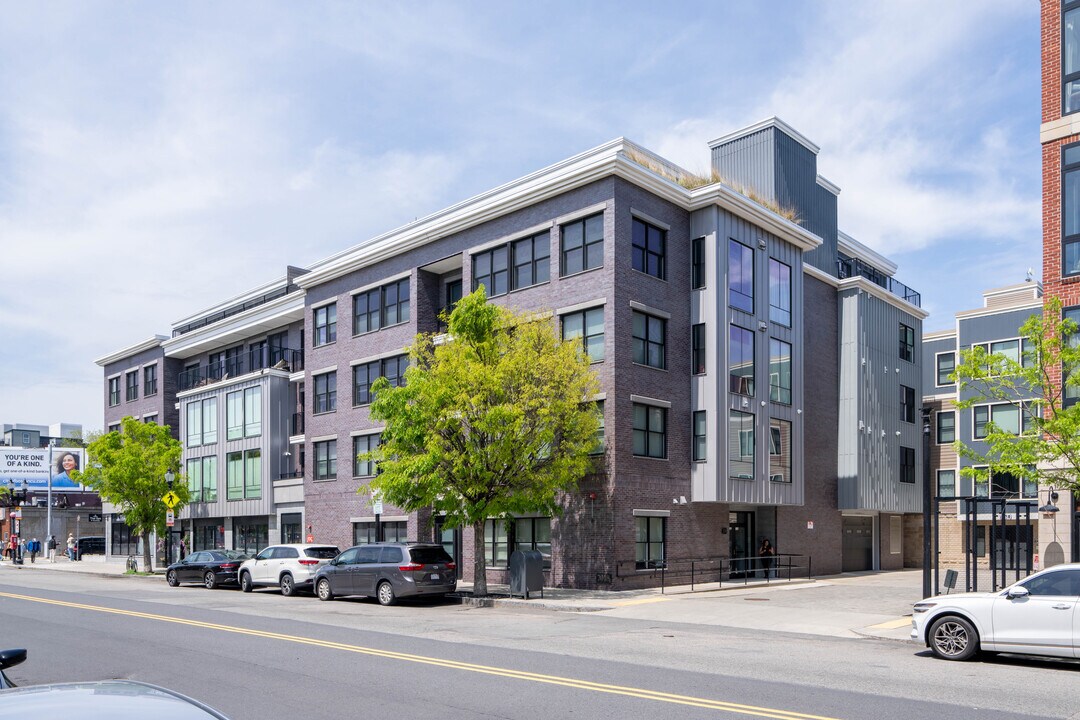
left=842, top=516, right=873, bottom=572
left=729, top=512, right=754, bottom=578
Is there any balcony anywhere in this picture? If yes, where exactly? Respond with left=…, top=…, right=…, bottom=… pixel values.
left=173, top=285, right=295, bottom=336
left=837, top=257, right=921, bottom=307
left=178, top=347, right=304, bottom=392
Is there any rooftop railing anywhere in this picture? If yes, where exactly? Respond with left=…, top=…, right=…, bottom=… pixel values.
left=837, top=257, right=921, bottom=307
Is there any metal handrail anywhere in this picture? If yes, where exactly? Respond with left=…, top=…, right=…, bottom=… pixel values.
left=616, top=553, right=812, bottom=593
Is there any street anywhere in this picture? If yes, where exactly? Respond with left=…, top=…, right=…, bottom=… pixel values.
left=0, top=569, right=1076, bottom=719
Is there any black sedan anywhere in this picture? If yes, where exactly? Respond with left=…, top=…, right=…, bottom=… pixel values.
left=166, top=550, right=249, bottom=589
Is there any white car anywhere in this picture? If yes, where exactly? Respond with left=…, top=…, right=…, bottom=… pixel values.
left=238, top=544, right=340, bottom=596
left=911, top=562, right=1080, bottom=661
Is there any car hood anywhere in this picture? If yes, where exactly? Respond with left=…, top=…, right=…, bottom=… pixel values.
left=917, top=591, right=998, bottom=604
left=0, top=681, right=230, bottom=719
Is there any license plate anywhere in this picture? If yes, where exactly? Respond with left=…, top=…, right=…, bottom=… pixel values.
left=429, top=573, right=440, bottom=581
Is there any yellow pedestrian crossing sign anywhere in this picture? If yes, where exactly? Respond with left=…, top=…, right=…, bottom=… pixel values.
left=162, top=491, right=180, bottom=508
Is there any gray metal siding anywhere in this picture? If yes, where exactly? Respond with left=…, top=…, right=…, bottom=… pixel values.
left=711, top=129, right=776, bottom=203
left=922, top=337, right=958, bottom=394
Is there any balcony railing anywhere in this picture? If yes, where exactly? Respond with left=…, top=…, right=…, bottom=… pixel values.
left=837, top=257, right=921, bottom=307
left=173, top=285, right=295, bottom=336
left=178, top=347, right=304, bottom=391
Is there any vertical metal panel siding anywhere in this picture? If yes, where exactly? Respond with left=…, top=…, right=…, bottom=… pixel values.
left=690, top=207, right=720, bottom=503
left=922, top=337, right=957, bottom=393
left=802, top=186, right=838, bottom=275
left=712, top=130, right=777, bottom=204
left=837, top=290, right=861, bottom=508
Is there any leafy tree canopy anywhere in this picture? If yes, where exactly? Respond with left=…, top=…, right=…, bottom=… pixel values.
left=364, top=288, right=601, bottom=594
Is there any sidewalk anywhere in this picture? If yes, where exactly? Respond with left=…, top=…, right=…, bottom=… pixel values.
left=0, top=556, right=922, bottom=642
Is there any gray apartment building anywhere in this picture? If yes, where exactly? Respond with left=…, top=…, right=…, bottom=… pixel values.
left=97, top=118, right=926, bottom=587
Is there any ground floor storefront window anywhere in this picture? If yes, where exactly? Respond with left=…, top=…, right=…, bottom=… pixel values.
left=110, top=519, right=138, bottom=556
left=234, top=521, right=269, bottom=555
left=194, top=520, right=224, bottom=550
left=281, top=513, right=302, bottom=544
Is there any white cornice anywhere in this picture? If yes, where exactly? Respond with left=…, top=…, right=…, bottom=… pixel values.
left=802, top=263, right=839, bottom=287
left=955, top=302, right=1042, bottom=321
left=838, top=276, right=929, bottom=319
left=171, top=274, right=296, bottom=328
left=707, top=117, right=820, bottom=155
left=296, top=138, right=823, bottom=291
left=924, top=329, right=957, bottom=340
left=837, top=231, right=898, bottom=277
left=95, top=336, right=168, bottom=367
left=162, top=291, right=306, bottom=359
left=816, top=175, right=841, bottom=196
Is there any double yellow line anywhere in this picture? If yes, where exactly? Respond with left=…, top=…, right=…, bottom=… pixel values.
left=0, top=590, right=840, bottom=719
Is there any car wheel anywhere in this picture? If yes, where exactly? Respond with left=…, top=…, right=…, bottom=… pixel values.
left=929, top=615, right=979, bottom=661
left=204, top=571, right=218, bottom=590
left=240, top=572, right=252, bottom=593
left=316, top=578, right=334, bottom=602
left=280, top=574, right=295, bottom=597
left=166, top=570, right=179, bottom=587
left=377, top=580, right=397, bottom=606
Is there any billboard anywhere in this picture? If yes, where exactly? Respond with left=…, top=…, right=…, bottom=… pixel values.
left=0, top=447, right=88, bottom=492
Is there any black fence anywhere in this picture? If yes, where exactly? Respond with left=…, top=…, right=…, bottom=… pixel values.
left=616, top=553, right=810, bottom=593
left=178, top=348, right=304, bottom=391
left=930, top=496, right=1036, bottom=595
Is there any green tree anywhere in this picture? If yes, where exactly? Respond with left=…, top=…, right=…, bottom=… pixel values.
left=952, top=296, right=1080, bottom=497
left=364, top=288, right=601, bottom=596
left=74, top=416, right=187, bottom=571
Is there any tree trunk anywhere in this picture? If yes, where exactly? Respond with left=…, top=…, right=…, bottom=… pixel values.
left=472, top=521, right=487, bottom=597
left=141, top=531, right=153, bottom=573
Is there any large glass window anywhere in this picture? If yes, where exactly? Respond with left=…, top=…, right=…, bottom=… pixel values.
left=729, top=239, right=754, bottom=313
left=692, top=324, right=706, bottom=374
left=353, top=434, right=380, bottom=477
left=561, top=307, right=604, bottom=362
left=632, top=311, right=665, bottom=369
left=314, top=304, right=337, bottom=346
left=631, top=217, right=665, bottom=279
left=353, top=279, right=411, bottom=334
left=226, top=451, right=243, bottom=500
left=314, top=372, right=336, bottom=414
left=769, top=419, right=791, bottom=483
left=186, top=457, right=203, bottom=503
left=769, top=338, right=791, bottom=404
left=1067, top=306, right=1080, bottom=406
left=234, top=522, right=268, bottom=555
left=692, top=411, right=706, bottom=461
left=484, top=519, right=510, bottom=568
left=729, top=409, right=754, bottom=480
left=936, top=352, right=955, bottom=386
left=226, top=387, right=262, bottom=440
left=186, top=398, right=217, bottom=447
left=353, top=355, right=408, bottom=406
left=632, top=403, right=666, bottom=459
left=244, top=449, right=261, bottom=499
left=937, top=411, right=955, bottom=444
left=513, top=517, right=552, bottom=568
left=1065, top=144, right=1080, bottom=276
left=185, top=456, right=216, bottom=503
left=691, top=236, right=705, bottom=289
left=899, top=323, right=915, bottom=362
left=315, top=439, right=337, bottom=480
left=974, top=403, right=1022, bottom=438
left=769, top=258, right=791, bottom=326
left=901, top=385, right=915, bottom=423
left=111, top=520, right=138, bottom=557
left=729, top=325, right=755, bottom=396
left=900, top=446, right=915, bottom=484
left=635, top=516, right=665, bottom=570
left=560, top=213, right=604, bottom=276
left=1066, top=5, right=1080, bottom=115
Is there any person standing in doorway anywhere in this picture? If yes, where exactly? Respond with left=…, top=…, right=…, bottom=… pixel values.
left=759, top=538, right=776, bottom=579
left=46, top=535, right=57, bottom=562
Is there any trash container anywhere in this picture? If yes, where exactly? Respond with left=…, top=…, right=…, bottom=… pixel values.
left=508, top=549, right=544, bottom=599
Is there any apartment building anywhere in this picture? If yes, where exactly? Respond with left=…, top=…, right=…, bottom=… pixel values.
left=96, top=118, right=925, bottom=586
left=1040, top=0, right=1080, bottom=563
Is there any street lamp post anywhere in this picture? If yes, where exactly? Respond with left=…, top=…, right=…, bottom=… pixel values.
left=164, top=469, right=174, bottom=565
left=46, top=440, right=55, bottom=548
left=921, top=407, right=933, bottom=599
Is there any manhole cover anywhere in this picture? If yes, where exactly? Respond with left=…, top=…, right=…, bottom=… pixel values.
left=744, top=597, right=770, bottom=601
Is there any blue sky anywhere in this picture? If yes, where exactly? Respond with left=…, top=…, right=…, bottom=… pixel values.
left=0, top=1, right=1040, bottom=433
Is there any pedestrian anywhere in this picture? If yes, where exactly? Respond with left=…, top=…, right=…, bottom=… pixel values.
left=17, top=537, right=26, bottom=565
left=179, top=538, right=186, bottom=560
left=759, top=538, right=776, bottom=579
left=66, top=533, right=76, bottom=561
left=7, top=534, right=16, bottom=562
left=46, top=535, right=57, bottom=563
left=28, top=538, right=39, bottom=563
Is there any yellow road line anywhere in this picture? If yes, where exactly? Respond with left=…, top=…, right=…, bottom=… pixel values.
left=0, top=590, right=842, bottom=720
left=865, top=618, right=911, bottom=630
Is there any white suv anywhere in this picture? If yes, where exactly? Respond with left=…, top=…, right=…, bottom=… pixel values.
left=238, top=544, right=340, bottom=596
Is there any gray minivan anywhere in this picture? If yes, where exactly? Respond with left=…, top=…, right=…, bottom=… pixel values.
left=313, top=542, right=457, bottom=605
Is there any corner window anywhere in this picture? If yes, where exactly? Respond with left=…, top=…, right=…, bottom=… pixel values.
left=937, top=469, right=956, bottom=499
left=632, top=403, right=666, bottom=459
left=313, top=372, right=337, bottom=414
left=729, top=409, right=754, bottom=480
left=314, top=439, right=337, bottom=481
left=768, top=258, right=791, bottom=327
left=314, top=304, right=337, bottom=346
left=900, top=446, right=915, bottom=484
left=899, top=323, right=914, bottom=362
left=635, top=516, right=665, bottom=570
left=631, top=217, right=665, bottom=279
left=692, top=411, right=706, bottom=461
left=560, top=213, right=604, bottom=276
left=936, top=352, right=955, bottom=386
left=937, top=411, right=955, bottom=444
left=691, top=236, right=705, bottom=289
left=632, top=311, right=665, bottom=369
left=353, top=434, right=380, bottom=477
left=729, top=325, right=755, bottom=396
left=561, top=307, right=604, bottom=363
left=728, top=239, right=754, bottom=313
left=769, top=339, right=791, bottom=404
left=769, top=419, right=791, bottom=483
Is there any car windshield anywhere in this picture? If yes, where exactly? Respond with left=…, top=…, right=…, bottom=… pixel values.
left=305, top=547, right=340, bottom=559
left=409, top=547, right=453, bottom=564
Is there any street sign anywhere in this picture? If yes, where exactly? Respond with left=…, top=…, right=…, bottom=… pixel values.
left=88, top=513, right=103, bottom=523
left=165, top=510, right=175, bottom=527
left=162, top=491, right=180, bottom=508
left=373, top=500, right=383, bottom=515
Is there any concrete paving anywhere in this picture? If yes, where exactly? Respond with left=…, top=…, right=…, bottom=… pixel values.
left=0, top=554, right=925, bottom=642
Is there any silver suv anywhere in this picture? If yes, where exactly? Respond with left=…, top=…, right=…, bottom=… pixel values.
left=313, top=542, right=457, bottom=605
left=238, top=543, right=340, bottom=596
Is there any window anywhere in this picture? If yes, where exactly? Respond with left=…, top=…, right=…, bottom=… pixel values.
left=143, top=415, right=157, bottom=424
left=561, top=307, right=604, bottom=363
left=632, top=403, right=666, bottom=459
left=107, top=423, right=120, bottom=433
left=314, top=439, right=337, bottom=480
left=473, top=246, right=507, bottom=297
left=111, top=521, right=138, bottom=557
left=974, top=466, right=1038, bottom=499
left=249, top=340, right=268, bottom=371
left=729, top=409, right=754, bottom=479
left=692, top=411, right=706, bottom=461
left=900, top=446, right=915, bottom=484
left=728, top=239, right=753, bottom=313
left=513, top=517, right=552, bottom=568
left=185, top=398, right=217, bottom=447
left=314, top=304, right=337, bottom=346
left=314, top=372, right=336, bottom=414
left=353, top=434, right=380, bottom=477
left=937, top=469, right=956, bottom=499
left=729, top=325, right=754, bottom=396
left=511, top=232, right=551, bottom=290
left=125, top=371, right=138, bottom=401
left=268, top=331, right=289, bottom=366
left=936, top=353, right=955, bottom=386
left=244, top=449, right=261, bottom=499
left=143, top=365, right=157, bottom=396
left=1066, top=143, right=1080, bottom=275
left=691, top=236, right=705, bottom=289
left=108, top=377, right=120, bottom=406
left=225, top=449, right=260, bottom=500
left=632, top=311, right=665, bottom=369
left=899, top=323, right=914, bottom=362
left=226, top=387, right=262, bottom=440
left=1020, top=568, right=1080, bottom=596
left=591, top=401, right=605, bottom=455
left=186, top=457, right=202, bottom=503
left=353, top=355, right=408, bottom=406
left=186, top=456, right=217, bottom=503
left=769, top=339, right=791, bottom=404
left=1067, top=306, right=1080, bottom=405
left=901, top=385, right=915, bottom=423
left=974, top=403, right=1025, bottom=438
left=234, top=522, right=268, bottom=555
left=769, top=419, right=791, bottom=483
left=937, top=411, right=955, bottom=444
left=769, top=258, right=791, bottom=326
left=224, top=345, right=243, bottom=377
left=631, top=217, right=665, bottom=279
left=353, top=521, right=407, bottom=545
left=635, top=516, right=665, bottom=569
left=692, top=324, right=706, bottom=374
left=484, top=519, right=510, bottom=568
left=353, top=278, right=411, bottom=334
left=1066, top=5, right=1080, bottom=115
left=560, top=213, right=604, bottom=276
